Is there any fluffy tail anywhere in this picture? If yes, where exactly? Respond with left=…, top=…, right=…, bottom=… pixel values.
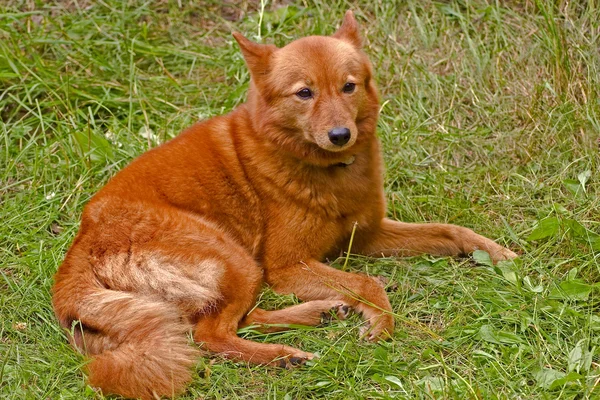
left=55, top=287, right=199, bottom=399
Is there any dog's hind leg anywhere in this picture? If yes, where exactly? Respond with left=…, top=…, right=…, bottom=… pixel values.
left=85, top=204, right=314, bottom=369
left=239, top=300, right=352, bottom=333
left=193, top=247, right=315, bottom=367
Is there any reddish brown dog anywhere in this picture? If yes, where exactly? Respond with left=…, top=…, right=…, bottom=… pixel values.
left=53, top=11, right=516, bottom=399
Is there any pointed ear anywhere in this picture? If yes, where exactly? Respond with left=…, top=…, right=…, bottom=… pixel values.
left=332, top=10, right=362, bottom=48
left=232, top=32, right=277, bottom=80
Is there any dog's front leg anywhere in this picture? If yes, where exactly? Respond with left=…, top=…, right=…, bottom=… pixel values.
left=265, top=260, right=394, bottom=341
left=356, top=218, right=517, bottom=262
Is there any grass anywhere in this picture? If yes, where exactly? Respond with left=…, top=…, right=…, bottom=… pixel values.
left=1, top=0, right=599, bottom=398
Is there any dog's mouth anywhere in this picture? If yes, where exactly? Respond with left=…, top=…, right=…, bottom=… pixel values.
left=315, top=142, right=355, bottom=152
left=334, top=155, right=356, bottom=167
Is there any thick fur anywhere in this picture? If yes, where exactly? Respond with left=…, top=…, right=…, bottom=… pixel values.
left=52, top=11, right=516, bottom=400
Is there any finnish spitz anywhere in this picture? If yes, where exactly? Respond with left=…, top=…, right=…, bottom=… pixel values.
left=53, top=11, right=516, bottom=399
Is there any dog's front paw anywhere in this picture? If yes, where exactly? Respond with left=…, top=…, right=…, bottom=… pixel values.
left=492, top=246, right=518, bottom=262
left=275, top=351, right=314, bottom=369
left=462, top=228, right=518, bottom=263
left=485, top=244, right=518, bottom=263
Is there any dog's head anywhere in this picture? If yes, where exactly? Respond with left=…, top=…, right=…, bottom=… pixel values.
left=233, top=11, right=379, bottom=166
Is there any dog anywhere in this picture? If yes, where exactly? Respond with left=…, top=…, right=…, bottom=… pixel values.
left=52, top=11, right=517, bottom=399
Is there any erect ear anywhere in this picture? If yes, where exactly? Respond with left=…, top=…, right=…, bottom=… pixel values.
left=232, top=32, right=277, bottom=80
left=332, top=10, right=362, bottom=48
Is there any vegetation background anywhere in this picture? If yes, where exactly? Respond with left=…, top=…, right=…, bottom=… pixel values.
left=1, top=0, right=599, bottom=398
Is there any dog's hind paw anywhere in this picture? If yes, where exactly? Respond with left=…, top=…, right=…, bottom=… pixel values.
left=492, top=247, right=518, bottom=262
left=320, top=302, right=352, bottom=324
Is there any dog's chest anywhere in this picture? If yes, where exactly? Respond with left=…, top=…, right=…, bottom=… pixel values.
left=260, top=166, right=380, bottom=260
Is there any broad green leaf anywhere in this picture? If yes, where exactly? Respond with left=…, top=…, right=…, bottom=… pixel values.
left=568, top=340, right=594, bottom=374
left=563, top=178, right=583, bottom=196
left=479, top=324, right=501, bottom=344
left=583, top=347, right=594, bottom=373
left=548, top=372, right=583, bottom=390
left=591, top=315, right=600, bottom=331
left=523, top=276, right=544, bottom=293
left=534, top=367, right=565, bottom=389
left=495, top=261, right=518, bottom=285
left=567, top=340, right=585, bottom=373
left=520, top=312, right=534, bottom=332
left=258, top=5, right=305, bottom=35
left=577, top=170, right=591, bottom=193
left=527, top=217, right=559, bottom=241
left=564, top=219, right=600, bottom=250
left=384, top=376, right=405, bottom=389
left=438, top=4, right=464, bottom=19
left=496, top=331, right=523, bottom=344
left=73, top=130, right=115, bottom=163
left=567, top=268, right=578, bottom=281
left=473, top=250, right=492, bottom=266
left=549, top=279, right=593, bottom=301
left=472, top=349, right=497, bottom=360
left=553, top=203, right=569, bottom=214
left=373, top=345, right=388, bottom=361
left=478, top=324, right=523, bottom=344
left=591, top=236, right=600, bottom=251
left=564, top=219, right=593, bottom=240
left=417, top=376, right=444, bottom=392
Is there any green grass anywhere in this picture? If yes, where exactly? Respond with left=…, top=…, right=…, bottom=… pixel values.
left=1, top=0, right=599, bottom=398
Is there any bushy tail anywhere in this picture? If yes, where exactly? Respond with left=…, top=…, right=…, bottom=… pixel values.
left=56, top=288, right=199, bottom=399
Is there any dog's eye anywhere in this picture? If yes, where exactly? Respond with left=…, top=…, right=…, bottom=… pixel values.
left=296, top=88, right=313, bottom=99
left=343, top=82, right=356, bottom=93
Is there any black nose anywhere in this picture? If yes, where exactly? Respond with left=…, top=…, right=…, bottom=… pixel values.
left=328, top=127, right=351, bottom=146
